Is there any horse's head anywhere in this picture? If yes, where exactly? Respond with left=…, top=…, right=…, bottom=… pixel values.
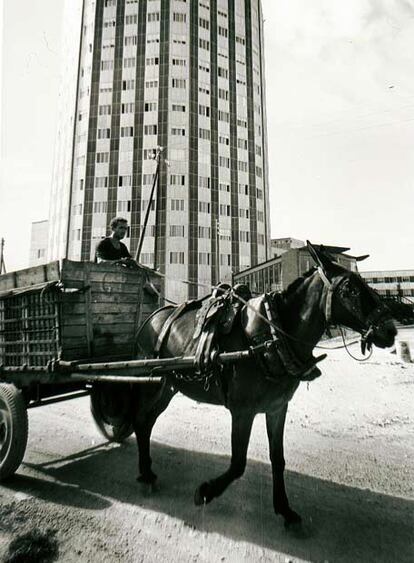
left=307, top=241, right=397, bottom=352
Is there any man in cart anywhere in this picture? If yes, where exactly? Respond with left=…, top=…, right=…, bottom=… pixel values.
left=96, top=217, right=137, bottom=267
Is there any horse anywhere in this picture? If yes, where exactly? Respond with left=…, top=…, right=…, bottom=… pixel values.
left=131, top=241, right=396, bottom=527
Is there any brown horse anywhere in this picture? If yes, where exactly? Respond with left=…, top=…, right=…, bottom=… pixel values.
left=132, top=242, right=396, bottom=527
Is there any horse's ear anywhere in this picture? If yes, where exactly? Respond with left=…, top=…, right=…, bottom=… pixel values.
left=306, top=240, right=332, bottom=272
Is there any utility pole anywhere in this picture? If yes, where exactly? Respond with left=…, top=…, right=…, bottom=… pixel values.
left=0, top=238, right=6, bottom=274
left=135, top=146, right=164, bottom=264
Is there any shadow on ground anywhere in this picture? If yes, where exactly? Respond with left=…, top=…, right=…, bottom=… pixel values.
left=5, top=439, right=414, bottom=563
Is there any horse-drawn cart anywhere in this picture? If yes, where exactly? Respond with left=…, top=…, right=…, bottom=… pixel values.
left=0, top=260, right=252, bottom=481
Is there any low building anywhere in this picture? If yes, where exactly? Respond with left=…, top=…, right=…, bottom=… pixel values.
left=234, top=241, right=362, bottom=294
left=360, top=270, right=414, bottom=301
left=29, top=220, right=49, bottom=266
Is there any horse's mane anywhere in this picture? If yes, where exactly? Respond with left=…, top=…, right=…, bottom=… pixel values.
left=282, top=267, right=317, bottom=299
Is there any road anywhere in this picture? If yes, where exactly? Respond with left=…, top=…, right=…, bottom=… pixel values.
left=1, top=332, right=414, bottom=562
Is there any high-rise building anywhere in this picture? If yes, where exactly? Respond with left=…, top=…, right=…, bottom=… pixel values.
left=48, top=0, right=270, bottom=302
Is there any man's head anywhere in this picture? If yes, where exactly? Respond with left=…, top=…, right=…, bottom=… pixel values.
left=110, top=217, right=128, bottom=240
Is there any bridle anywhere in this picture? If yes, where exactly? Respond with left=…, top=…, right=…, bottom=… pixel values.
left=317, top=267, right=392, bottom=353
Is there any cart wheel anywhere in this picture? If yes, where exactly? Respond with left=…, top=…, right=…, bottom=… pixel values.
left=0, top=383, right=28, bottom=481
left=90, top=384, right=134, bottom=443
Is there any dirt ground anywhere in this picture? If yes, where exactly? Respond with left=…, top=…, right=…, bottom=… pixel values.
left=1, top=328, right=413, bottom=562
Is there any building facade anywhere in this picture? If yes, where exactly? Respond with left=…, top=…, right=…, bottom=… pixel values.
left=360, top=270, right=414, bottom=301
left=234, top=242, right=360, bottom=294
left=29, top=220, right=49, bottom=267
left=48, top=0, right=270, bottom=302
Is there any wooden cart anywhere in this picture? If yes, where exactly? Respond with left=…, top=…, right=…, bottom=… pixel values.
left=0, top=260, right=253, bottom=480
left=0, top=259, right=162, bottom=479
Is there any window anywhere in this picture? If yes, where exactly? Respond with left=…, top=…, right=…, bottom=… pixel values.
left=98, top=128, right=110, bottom=139
left=218, top=9, right=227, bottom=18
left=121, top=102, right=135, bottom=113
left=170, top=225, right=185, bottom=237
left=198, top=104, right=210, bottom=117
left=198, top=201, right=210, bottom=213
left=237, top=118, right=247, bottom=128
left=122, top=79, right=135, bottom=90
left=125, top=14, right=138, bottom=24
left=257, top=210, right=264, bottom=222
left=239, top=231, right=249, bottom=243
left=256, top=144, right=262, bottom=156
left=256, top=166, right=262, bottom=177
left=142, top=174, right=154, bottom=184
left=147, top=12, right=160, bottom=22
left=172, top=78, right=186, bottom=88
left=145, top=80, right=159, bottom=88
left=101, top=60, right=114, bottom=71
left=199, top=128, right=210, bottom=140
left=219, top=204, right=231, bottom=216
left=218, top=26, right=228, bottom=37
left=172, top=58, right=186, bottom=66
left=103, top=20, right=116, bottom=28
left=198, top=176, right=210, bottom=189
left=121, top=126, right=134, bottom=137
left=96, top=152, right=109, bottom=163
left=125, top=35, right=137, bottom=46
left=142, top=200, right=156, bottom=211
left=146, top=57, right=159, bottom=65
left=199, top=63, right=210, bottom=73
left=99, top=105, right=111, bottom=115
left=220, top=254, right=231, bottom=266
left=219, top=135, right=229, bottom=145
left=198, top=226, right=211, bottom=238
left=73, top=203, right=83, bottom=215
left=238, top=184, right=248, bottom=195
left=93, top=201, right=108, bottom=213
left=219, top=156, right=230, bottom=168
left=238, top=161, right=248, bottom=172
left=236, top=35, right=245, bottom=45
left=141, top=253, right=155, bottom=265
left=79, top=179, right=84, bottom=190
left=170, top=252, right=185, bottom=264
left=199, top=38, right=210, bottom=50
left=218, top=67, right=228, bottom=79
left=218, top=88, right=228, bottom=100
left=238, top=138, right=248, bottom=150
left=198, top=252, right=210, bottom=265
left=145, top=102, right=157, bottom=112
left=124, top=57, right=136, bottom=68
left=199, top=17, right=209, bottom=29
left=219, top=182, right=230, bottom=192
left=199, top=85, right=210, bottom=94
left=218, top=110, right=229, bottom=123
left=173, top=13, right=187, bottom=22
left=258, top=234, right=265, bottom=245
left=144, top=124, right=157, bottom=135
left=117, top=200, right=131, bottom=212
left=95, top=177, right=108, bottom=188
left=171, top=127, right=186, bottom=136
left=105, top=0, right=116, bottom=7
left=147, top=37, right=160, bottom=44
left=171, top=199, right=185, bottom=211
left=170, top=174, right=185, bottom=185
left=118, top=175, right=132, bottom=186
left=143, top=148, right=156, bottom=159
left=172, top=104, right=186, bottom=112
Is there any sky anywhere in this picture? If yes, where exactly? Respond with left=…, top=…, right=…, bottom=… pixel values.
left=1, top=0, right=413, bottom=273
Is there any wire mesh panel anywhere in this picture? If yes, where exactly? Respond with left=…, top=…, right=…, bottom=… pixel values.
left=0, top=289, right=60, bottom=367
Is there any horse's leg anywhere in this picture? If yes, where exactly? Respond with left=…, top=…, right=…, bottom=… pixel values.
left=266, top=405, right=301, bottom=527
left=194, top=410, right=255, bottom=505
left=132, top=382, right=176, bottom=484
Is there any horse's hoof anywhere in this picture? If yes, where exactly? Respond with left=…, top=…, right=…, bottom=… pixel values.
left=136, top=471, right=157, bottom=485
left=194, top=483, right=210, bottom=506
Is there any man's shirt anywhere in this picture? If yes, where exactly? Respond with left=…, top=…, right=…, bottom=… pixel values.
left=96, top=237, right=131, bottom=261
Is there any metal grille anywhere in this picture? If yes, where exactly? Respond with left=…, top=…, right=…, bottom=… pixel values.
left=0, top=290, right=60, bottom=367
